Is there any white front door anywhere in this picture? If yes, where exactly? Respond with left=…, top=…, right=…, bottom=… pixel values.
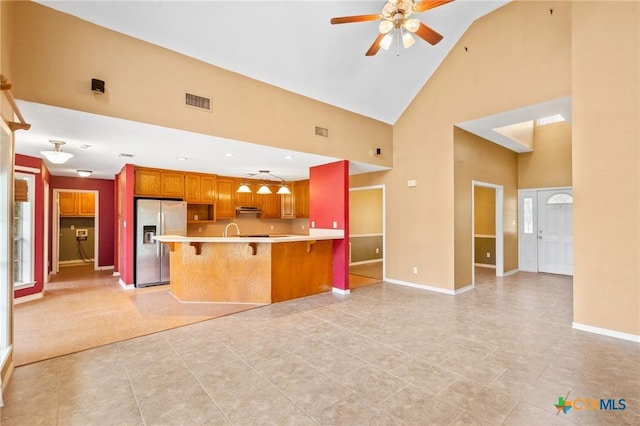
left=537, top=189, right=573, bottom=275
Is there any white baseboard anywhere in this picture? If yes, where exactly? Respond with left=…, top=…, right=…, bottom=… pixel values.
left=454, top=284, right=475, bottom=295
left=112, top=271, right=121, bottom=277
left=349, top=259, right=383, bottom=266
left=332, top=287, right=351, bottom=295
left=474, top=263, right=496, bottom=269
left=59, top=260, right=93, bottom=266
left=503, top=269, right=519, bottom=276
left=572, top=322, right=640, bottom=343
left=385, top=278, right=455, bottom=295
left=97, top=265, right=114, bottom=271
left=119, top=278, right=135, bottom=290
left=14, top=291, right=45, bottom=304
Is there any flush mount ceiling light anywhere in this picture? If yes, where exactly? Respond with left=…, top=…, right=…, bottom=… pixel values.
left=77, top=170, right=92, bottom=177
left=41, top=140, right=73, bottom=164
left=236, top=170, right=291, bottom=195
left=330, top=0, right=452, bottom=56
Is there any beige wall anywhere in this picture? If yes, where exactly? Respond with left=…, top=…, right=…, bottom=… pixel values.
left=519, top=121, right=572, bottom=188
left=474, top=186, right=496, bottom=236
left=350, top=189, right=383, bottom=235
left=10, top=2, right=393, bottom=169
left=572, top=1, right=640, bottom=335
left=454, top=128, right=518, bottom=288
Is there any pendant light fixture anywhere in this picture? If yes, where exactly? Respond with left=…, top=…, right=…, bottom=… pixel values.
left=41, top=140, right=73, bottom=164
left=236, top=170, right=291, bottom=195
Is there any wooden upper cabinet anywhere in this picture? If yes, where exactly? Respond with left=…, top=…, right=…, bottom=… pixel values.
left=259, top=184, right=281, bottom=219
left=234, top=179, right=262, bottom=206
left=161, top=171, right=185, bottom=198
left=185, top=174, right=201, bottom=202
left=59, top=192, right=95, bottom=216
left=200, top=175, right=216, bottom=203
left=134, top=167, right=185, bottom=198
left=294, top=180, right=310, bottom=218
left=216, top=178, right=235, bottom=219
left=59, top=192, right=78, bottom=216
left=281, top=189, right=295, bottom=219
left=134, top=168, right=161, bottom=196
left=78, top=192, right=95, bottom=216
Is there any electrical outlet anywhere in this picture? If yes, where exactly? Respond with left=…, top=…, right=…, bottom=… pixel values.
left=486, top=252, right=491, bottom=258
left=301, top=225, right=306, bottom=230
left=375, top=248, right=379, bottom=254
left=71, top=224, right=75, bottom=230
left=198, top=227, right=203, bottom=233
left=412, top=266, right=418, bottom=274
left=311, top=221, right=315, bottom=228
left=333, top=221, right=338, bottom=229
left=270, top=225, right=274, bottom=230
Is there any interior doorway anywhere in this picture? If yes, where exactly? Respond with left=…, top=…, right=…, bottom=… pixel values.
left=52, top=189, right=99, bottom=274
left=349, top=185, right=385, bottom=288
left=471, top=181, right=504, bottom=286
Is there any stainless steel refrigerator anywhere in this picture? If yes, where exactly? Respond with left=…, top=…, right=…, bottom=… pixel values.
left=135, top=199, right=187, bottom=287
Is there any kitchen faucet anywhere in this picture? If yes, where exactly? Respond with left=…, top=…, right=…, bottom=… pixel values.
left=224, top=222, right=241, bottom=237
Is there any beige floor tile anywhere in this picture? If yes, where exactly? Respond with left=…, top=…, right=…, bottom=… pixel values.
left=381, top=387, right=464, bottom=425
left=438, top=378, right=518, bottom=424
left=341, top=365, right=408, bottom=404
left=502, top=401, right=575, bottom=426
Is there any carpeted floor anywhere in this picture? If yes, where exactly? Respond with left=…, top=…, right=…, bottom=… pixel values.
left=13, top=265, right=263, bottom=366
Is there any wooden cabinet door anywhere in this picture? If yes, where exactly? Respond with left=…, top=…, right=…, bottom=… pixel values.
left=216, top=178, right=235, bottom=219
left=78, top=192, right=95, bottom=216
left=59, top=192, right=78, bottom=216
left=161, top=171, right=185, bottom=197
left=261, top=189, right=281, bottom=218
left=294, top=180, right=309, bottom=218
left=200, top=175, right=216, bottom=203
left=134, top=168, right=162, bottom=196
left=185, top=174, right=201, bottom=202
left=234, top=179, right=254, bottom=206
left=281, top=191, right=295, bottom=219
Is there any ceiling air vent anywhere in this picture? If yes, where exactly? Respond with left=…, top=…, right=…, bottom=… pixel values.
left=185, top=92, right=212, bottom=112
left=314, top=126, right=329, bottom=138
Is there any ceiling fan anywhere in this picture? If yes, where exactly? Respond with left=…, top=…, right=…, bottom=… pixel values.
left=330, top=0, right=454, bottom=56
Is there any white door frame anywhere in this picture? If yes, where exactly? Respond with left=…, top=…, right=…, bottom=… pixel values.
left=349, top=185, right=386, bottom=281
left=52, top=189, right=100, bottom=272
left=472, top=181, right=504, bottom=286
left=43, top=181, right=49, bottom=284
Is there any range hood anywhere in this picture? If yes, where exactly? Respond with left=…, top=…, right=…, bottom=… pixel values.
left=235, top=206, right=263, bottom=215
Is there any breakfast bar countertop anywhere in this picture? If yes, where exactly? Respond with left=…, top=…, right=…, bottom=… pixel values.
left=154, top=231, right=344, bottom=244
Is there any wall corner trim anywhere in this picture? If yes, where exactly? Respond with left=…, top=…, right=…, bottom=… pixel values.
left=454, top=284, right=474, bottom=295
left=572, top=322, right=640, bottom=343
left=332, top=287, right=350, bottom=295
left=385, top=278, right=456, bottom=295
left=14, top=291, right=44, bottom=305
left=119, top=279, right=135, bottom=290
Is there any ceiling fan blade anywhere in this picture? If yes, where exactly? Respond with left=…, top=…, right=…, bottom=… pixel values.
left=413, top=0, right=454, bottom=13
left=330, top=14, right=380, bottom=25
left=365, top=33, right=386, bottom=56
left=415, top=22, right=444, bottom=45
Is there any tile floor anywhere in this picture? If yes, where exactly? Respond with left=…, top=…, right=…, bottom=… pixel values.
left=3, top=269, right=640, bottom=425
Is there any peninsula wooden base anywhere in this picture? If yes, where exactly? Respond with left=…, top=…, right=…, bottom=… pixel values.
left=167, top=240, right=333, bottom=303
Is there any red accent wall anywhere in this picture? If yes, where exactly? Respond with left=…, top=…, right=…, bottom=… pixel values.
left=309, top=160, right=349, bottom=291
left=118, top=164, right=135, bottom=285
left=50, top=175, right=116, bottom=270
left=14, top=154, right=50, bottom=298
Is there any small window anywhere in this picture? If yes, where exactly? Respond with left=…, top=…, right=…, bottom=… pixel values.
left=14, top=173, right=35, bottom=288
left=547, top=193, right=573, bottom=204
left=523, top=197, right=533, bottom=234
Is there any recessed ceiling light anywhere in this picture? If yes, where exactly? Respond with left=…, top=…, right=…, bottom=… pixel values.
left=224, top=153, right=233, bottom=157
left=119, top=153, right=134, bottom=158
left=77, top=170, right=92, bottom=177
left=177, top=157, right=188, bottom=161
left=284, top=155, right=294, bottom=160
left=80, top=144, right=91, bottom=149
left=536, top=114, right=565, bottom=126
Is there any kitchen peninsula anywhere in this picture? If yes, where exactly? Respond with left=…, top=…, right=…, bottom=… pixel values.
left=154, top=232, right=342, bottom=304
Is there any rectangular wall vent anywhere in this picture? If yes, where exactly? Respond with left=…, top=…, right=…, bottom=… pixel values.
left=185, top=92, right=212, bottom=111
left=314, top=126, right=329, bottom=138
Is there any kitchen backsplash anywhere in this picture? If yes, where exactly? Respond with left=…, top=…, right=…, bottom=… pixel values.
left=187, top=217, right=309, bottom=237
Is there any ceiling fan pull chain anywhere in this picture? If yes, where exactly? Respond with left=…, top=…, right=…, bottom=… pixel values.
left=396, top=30, right=401, bottom=56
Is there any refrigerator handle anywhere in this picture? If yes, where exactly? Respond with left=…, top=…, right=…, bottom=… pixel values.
left=160, top=212, right=165, bottom=258
left=156, top=212, right=162, bottom=258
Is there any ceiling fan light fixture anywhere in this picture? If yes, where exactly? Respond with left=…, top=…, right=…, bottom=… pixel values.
left=380, top=33, right=393, bottom=50
left=402, top=31, right=415, bottom=48
left=404, top=18, right=420, bottom=33
left=257, top=184, right=272, bottom=195
left=41, top=140, right=74, bottom=164
left=379, top=20, right=394, bottom=34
